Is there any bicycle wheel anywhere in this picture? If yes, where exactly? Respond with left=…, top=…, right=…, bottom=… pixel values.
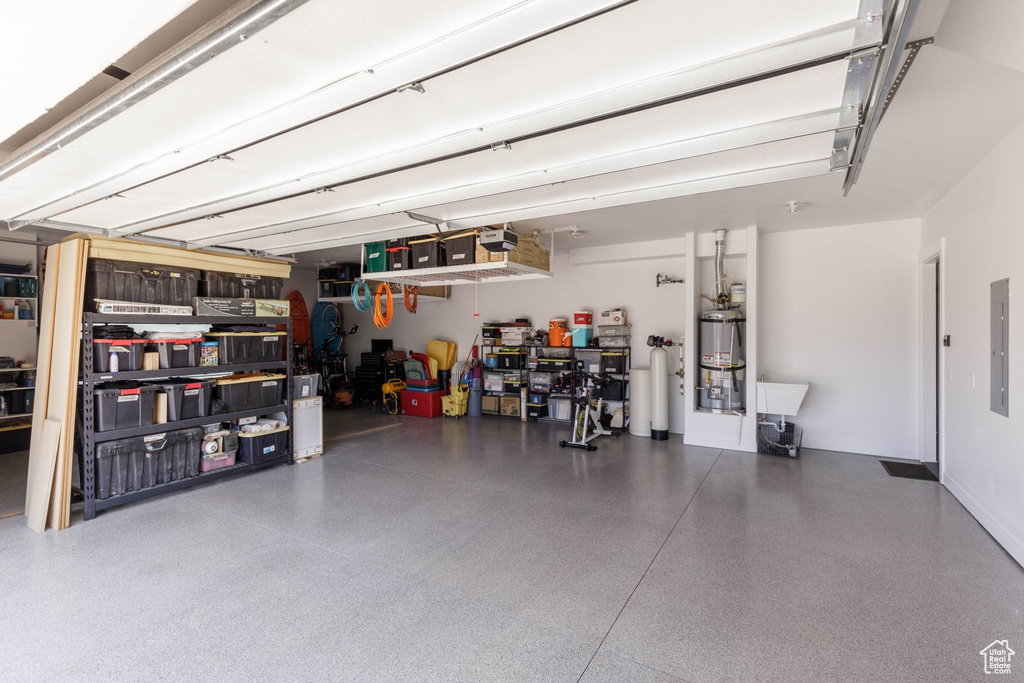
left=318, top=302, right=342, bottom=338
left=575, top=405, right=587, bottom=441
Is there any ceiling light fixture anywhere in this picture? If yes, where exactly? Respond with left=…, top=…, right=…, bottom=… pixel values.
left=780, top=200, right=806, bottom=214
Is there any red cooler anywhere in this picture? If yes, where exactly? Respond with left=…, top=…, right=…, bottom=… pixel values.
left=401, top=390, right=444, bottom=418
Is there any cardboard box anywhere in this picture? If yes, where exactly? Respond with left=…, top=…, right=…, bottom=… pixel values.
left=474, top=232, right=550, bottom=271
left=482, top=395, right=500, bottom=415
left=499, top=395, right=521, bottom=417
left=193, top=297, right=290, bottom=317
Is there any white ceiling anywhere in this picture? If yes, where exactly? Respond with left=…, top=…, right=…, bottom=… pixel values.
left=3, top=0, right=1023, bottom=263
left=0, top=1, right=199, bottom=145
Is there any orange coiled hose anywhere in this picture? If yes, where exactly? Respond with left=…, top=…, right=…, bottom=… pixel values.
left=404, top=286, right=418, bottom=313
left=373, top=282, right=393, bottom=328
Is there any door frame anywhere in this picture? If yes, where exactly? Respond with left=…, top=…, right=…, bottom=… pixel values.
left=919, top=238, right=945, bottom=481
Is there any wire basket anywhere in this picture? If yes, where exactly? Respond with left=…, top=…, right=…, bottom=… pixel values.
left=758, top=421, right=802, bottom=458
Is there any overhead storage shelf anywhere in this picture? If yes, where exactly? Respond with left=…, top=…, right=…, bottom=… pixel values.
left=364, top=258, right=552, bottom=287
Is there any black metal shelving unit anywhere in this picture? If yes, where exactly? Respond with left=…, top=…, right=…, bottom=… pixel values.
left=480, top=343, right=528, bottom=418
left=77, top=313, right=294, bottom=520
left=479, top=343, right=631, bottom=423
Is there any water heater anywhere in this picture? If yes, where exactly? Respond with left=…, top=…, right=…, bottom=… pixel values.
left=698, top=309, right=745, bottom=413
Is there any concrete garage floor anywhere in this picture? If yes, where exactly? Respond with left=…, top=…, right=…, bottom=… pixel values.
left=2, top=410, right=1022, bottom=682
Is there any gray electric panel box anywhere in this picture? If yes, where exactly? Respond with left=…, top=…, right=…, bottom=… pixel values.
left=991, top=278, right=1009, bottom=417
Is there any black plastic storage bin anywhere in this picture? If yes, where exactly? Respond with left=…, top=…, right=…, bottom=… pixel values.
left=600, top=352, right=627, bottom=374
left=84, top=259, right=198, bottom=308
left=497, top=352, right=524, bottom=370
left=215, top=373, right=286, bottom=412
left=148, top=338, right=201, bottom=369
left=156, top=379, right=215, bottom=421
left=318, top=280, right=336, bottom=297
left=95, top=436, right=146, bottom=500
left=94, top=383, right=158, bottom=432
left=443, top=231, right=478, bottom=266
left=409, top=236, right=445, bottom=269
left=237, top=426, right=290, bottom=465
left=600, top=379, right=628, bottom=401
left=5, top=389, right=26, bottom=415
left=198, top=271, right=283, bottom=299
left=143, top=428, right=204, bottom=484
left=333, top=281, right=354, bottom=298
left=92, top=339, right=147, bottom=372
left=387, top=247, right=412, bottom=271
left=205, top=332, right=285, bottom=365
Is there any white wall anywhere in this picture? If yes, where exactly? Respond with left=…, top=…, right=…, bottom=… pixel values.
left=921, top=117, right=1024, bottom=566
left=759, top=219, right=922, bottom=459
left=342, top=251, right=690, bottom=433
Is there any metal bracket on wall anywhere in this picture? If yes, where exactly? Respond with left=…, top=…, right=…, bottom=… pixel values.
left=656, top=274, right=684, bottom=287
left=880, top=37, right=934, bottom=121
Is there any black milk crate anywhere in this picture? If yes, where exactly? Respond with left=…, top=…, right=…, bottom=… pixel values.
left=198, top=271, right=283, bottom=299
left=758, top=422, right=802, bottom=458
left=84, top=259, right=198, bottom=309
left=94, top=383, right=158, bottom=432
left=238, top=426, right=290, bottom=464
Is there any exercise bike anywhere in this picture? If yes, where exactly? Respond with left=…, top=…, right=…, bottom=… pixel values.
left=559, top=372, right=621, bottom=451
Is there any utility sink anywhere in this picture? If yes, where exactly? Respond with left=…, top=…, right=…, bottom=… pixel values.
left=756, top=381, right=809, bottom=416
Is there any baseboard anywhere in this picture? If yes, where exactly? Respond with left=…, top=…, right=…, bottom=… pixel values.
left=684, top=433, right=756, bottom=453
left=944, top=472, right=1024, bottom=567
left=800, top=436, right=917, bottom=460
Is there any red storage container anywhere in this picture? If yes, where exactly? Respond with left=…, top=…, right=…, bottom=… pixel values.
left=400, top=389, right=444, bottom=418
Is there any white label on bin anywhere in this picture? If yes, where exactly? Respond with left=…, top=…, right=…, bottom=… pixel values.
left=170, top=273, right=180, bottom=278
left=117, top=395, right=138, bottom=403
left=262, top=336, right=277, bottom=342
left=263, top=444, right=276, bottom=455
left=144, top=433, right=166, bottom=443
left=184, top=389, right=199, bottom=396
left=262, top=381, right=276, bottom=387
left=451, top=253, right=465, bottom=261
left=368, top=251, right=380, bottom=258
left=418, top=256, right=428, bottom=263
left=300, top=386, right=310, bottom=397
left=174, top=344, right=188, bottom=351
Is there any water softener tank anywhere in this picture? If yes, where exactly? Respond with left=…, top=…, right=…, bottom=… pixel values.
left=650, top=348, right=669, bottom=440
left=698, top=310, right=745, bottom=413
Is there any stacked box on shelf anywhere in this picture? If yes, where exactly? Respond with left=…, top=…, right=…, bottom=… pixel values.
left=93, top=383, right=159, bottom=432
left=499, top=326, right=533, bottom=346
left=94, top=427, right=204, bottom=500
left=154, top=379, right=216, bottom=421
left=474, top=232, right=550, bottom=270
left=442, top=231, right=478, bottom=266
left=364, top=242, right=388, bottom=273
left=214, top=373, right=286, bottom=412
left=409, top=236, right=444, bottom=269
left=84, top=260, right=199, bottom=310
left=204, top=330, right=286, bottom=365
left=238, top=426, right=290, bottom=464
left=198, top=272, right=283, bottom=299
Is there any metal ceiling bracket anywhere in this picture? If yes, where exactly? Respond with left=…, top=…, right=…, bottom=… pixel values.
left=396, top=82, right=426, bottom=94
left=843, top=0, right=922, bottom=194
left=831, top=47, right=878, bottom=171
left=0, top=0, right=311, bottom=183
left=490, top=142, right=512, bottom=151
left=880, top=36, right=934, bottom=121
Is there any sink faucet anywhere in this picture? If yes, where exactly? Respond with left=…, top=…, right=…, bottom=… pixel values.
left=759, top=369, right=774, bottom=382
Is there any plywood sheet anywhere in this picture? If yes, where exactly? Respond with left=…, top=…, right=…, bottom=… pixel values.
left=25, top=420, right=61, bottom=533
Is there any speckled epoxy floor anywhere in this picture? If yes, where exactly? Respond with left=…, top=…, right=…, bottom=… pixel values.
left=1, top=408, right=1021, bottom=682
